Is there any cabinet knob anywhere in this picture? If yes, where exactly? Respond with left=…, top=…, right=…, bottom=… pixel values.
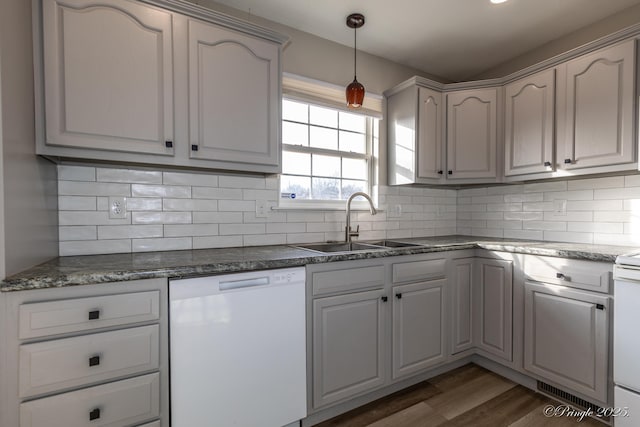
left=165, top=140, right=173, bottom=148
left=437, top=170, right=443, bottom=175
left=395, top=293, right=402, bottom=299
left=564, top=159, right=572, bottom=164
left=448, top=170, right=453, bottom=175
left=596, top=304, right=605, bottom=311
left=191, top=144, right=199, bottom=151
left=543, top=161, right=551, bottom=167
left=381, top=296, right=388, bottom=302
left=88, top=310, right=100, bottom=320
left=89, top=408, right=101, bottom=421
left=89, top=355, right=101, bottom=367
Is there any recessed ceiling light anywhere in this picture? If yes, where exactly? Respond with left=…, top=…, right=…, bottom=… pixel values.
left=491, top=0, right=508, bottom=3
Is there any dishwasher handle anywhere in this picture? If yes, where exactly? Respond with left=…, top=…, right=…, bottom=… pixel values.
left=219, top=276, right=270, bottom=291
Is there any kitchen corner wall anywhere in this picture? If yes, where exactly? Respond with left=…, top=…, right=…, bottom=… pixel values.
left=457, top=175, right=640, bottom=246
left=57, top=165, right=457, bottom=256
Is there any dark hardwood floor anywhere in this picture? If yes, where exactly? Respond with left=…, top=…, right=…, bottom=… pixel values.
left=316, top=364, right=605, bottom=427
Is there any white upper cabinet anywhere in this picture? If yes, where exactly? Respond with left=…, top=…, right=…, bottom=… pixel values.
left=41, top=0, right=174, bottom=156
left=558, top=39, right=636, bottom=170
left=187, top=19, right=280, bottom=167
left=417, top=87, right=445, bottom=180
left=446, top=88, right=499, bottom=180
left=36, top=0, right=286, bottom=173
left=386, top=85, right=445, bottom=185
left=504, top=69, right=555, bottom=176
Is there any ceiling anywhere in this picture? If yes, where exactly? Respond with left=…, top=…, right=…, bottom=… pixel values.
left=213, top=0, right=640, bottom=82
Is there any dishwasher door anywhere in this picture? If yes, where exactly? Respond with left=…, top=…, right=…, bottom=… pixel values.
left=169, top=267, right=307, bottom=427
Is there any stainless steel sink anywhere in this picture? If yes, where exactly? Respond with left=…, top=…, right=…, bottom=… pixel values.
left=364, top=240, right=422, bottom=248
left=294, top=242, right=387, bottom=253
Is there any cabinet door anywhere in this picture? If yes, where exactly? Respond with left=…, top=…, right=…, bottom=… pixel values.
left=312, top=290, right=386, bottom=408
left=474, top=258, right=513, bottom=362
left=524, top=282, right=609, bottom=403
left=561, top=40, right=635, bottom=169
left=392, top=279, right=446, bottom=379
left=504, top=69, right=555, bottom=176
left=417, top=87, right=444, bottom=180
left=450, top=258, right=474, bottom=354
left=42, top=0, right=174, bottom=156
left=446, top=88, right=498, bottom=180
left=188, top=19, right=280, bottom=167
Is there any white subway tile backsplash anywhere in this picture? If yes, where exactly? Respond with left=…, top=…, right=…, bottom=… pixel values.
left=132, top=237, right=192, bottom=252
left=132, top=212, right=192, bottom=224
left=131, top=184, right=191, bottom=198
left=58, top=165, right=96, bottom=181
left=98, top=225, right=163, bottom=239
left=96, top=168, right=162, bottom=184
left=59, top=196, right=97, bottom=211
left=163, top=171, right=218, bottom=187
left=164, top=224, right=219, bottom=237
left=59, top=181, right=130, bottom=197
left=56, top=165, right=640, bottom=256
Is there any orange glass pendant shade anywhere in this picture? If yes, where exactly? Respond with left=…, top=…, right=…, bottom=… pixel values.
left=346, top=78, right=365, bottom=109
left=346, top=13, right=365, bottom=109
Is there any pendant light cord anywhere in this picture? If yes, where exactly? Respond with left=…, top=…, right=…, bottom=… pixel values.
left=353, top=27, right=357, bottom=80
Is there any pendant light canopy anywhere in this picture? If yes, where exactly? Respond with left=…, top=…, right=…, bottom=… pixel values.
left=346, top=13, right=365, bottom=109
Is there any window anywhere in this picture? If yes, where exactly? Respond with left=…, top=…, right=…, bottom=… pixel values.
left=280, top=99, right=378, bottom=206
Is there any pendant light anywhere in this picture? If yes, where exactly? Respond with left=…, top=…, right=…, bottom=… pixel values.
left=346, top=13, right=365, bottom=109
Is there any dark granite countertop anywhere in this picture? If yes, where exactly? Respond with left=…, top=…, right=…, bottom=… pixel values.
left=1, top=235, right=637, bottom=292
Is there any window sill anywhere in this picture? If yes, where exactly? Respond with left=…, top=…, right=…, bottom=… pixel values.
left=275, top=200, right=381, bottom=212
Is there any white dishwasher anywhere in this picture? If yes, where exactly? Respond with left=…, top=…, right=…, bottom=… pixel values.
left=169, top=267, right=307, bottom=427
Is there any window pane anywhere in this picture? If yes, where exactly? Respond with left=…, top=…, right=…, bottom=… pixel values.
left=309, top=126, right=338, bottom=150
left=341, top=180, right=367, bottom=199
left=310, top=105, right=338, bottom=128
left=339, top=130, right=366, bottom=153
left=312, top=177, right=340, bottom=200
left=283, top=99, right=308, bottom=123
left=281, top=175, right=310, bottom=200
left=339, top=111, right=366, bottom=133
left=342, top=158, right=367, bottom=180
left=282, top=121, right=309, bottom=146
left=373, top=118, right=379, bottom=138
left=313, top=154, right=340, bottom=178
left=282, top=151, right=311, bottom=175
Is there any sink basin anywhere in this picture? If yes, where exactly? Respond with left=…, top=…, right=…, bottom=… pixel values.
left=294, top=242, right=387, bottom=253
left=364, top=240, right=423, bottom=248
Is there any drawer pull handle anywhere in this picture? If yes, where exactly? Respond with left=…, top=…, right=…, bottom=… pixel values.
left=88, top=310, right=100, bottom=320
left=89, top=355, right=101, bottom=367
left=395, top=293, right=402, bottom=299
left=89, top=408, right=101, bottom=421
left=596, top=304, right=605, bottom=311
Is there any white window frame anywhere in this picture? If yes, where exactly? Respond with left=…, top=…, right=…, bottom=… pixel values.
left=279, top=74, right=383, bottom=210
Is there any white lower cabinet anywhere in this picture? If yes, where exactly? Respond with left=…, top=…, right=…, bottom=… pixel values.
left=0, top=279, right=168, bottom=427
left=392, top=279, right=447, bottom=379
left=524, top=281, right=609, bottom=403
left=312, top=289, right=386, bottom=408
left=450, top=258, right=474, bottom=355
left=474, top=258, right=513, bottom=363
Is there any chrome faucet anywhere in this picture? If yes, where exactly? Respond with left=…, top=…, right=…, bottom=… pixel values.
left=345, top=192, right=377, bottom=242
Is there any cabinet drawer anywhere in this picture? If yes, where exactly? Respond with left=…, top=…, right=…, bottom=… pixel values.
left=524, top=255, right=612, bottom=293
left=19, top=373, right=160, bottom=427
left=19, top=291, right=160, bottom=339
left=312, top=265, right=385, bottom=296
left=392, top=258, right=446, bottom=283
left=19, top=325, right=159, bottom=398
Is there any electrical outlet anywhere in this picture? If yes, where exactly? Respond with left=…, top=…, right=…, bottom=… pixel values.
left=553, top=199, right=567, bottom=216
left=109, top=197, right=127, bottom=219
left=255, top=200, right=268, bottom=218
